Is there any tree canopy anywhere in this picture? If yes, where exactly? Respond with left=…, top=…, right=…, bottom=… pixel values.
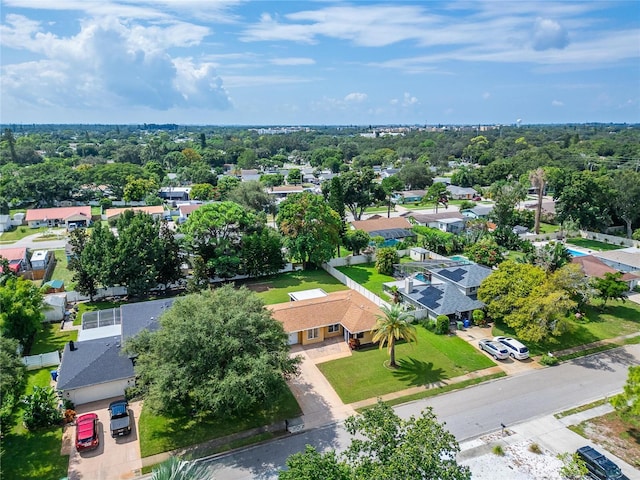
left=124, top=285, right=300, bottom=415
left=277, top=192, right=342, bottom=269
left=279, top=400, right=470, bottom=480
left=0, top=276, right=44, bottom=349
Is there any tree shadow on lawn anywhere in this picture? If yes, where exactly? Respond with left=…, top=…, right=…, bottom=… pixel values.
left=391, top=357, right=447, bottom=387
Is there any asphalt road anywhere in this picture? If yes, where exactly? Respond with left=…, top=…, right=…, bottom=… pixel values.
left=205, top=344, right=640, bottom=480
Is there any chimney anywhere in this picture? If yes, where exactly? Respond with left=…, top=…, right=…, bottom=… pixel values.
left=404, top=277, right=413, bottom=294
left=69, top=340, right=75, bottom=351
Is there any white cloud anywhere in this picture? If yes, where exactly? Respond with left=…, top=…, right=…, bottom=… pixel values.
left=270, top=57, right=315, bottom=66
left=531, top=18, right=569, bottom=51
left=390, top=92, right=418, bottom=107
left=551, top=100, right=564, bottom=107
left=344, top=92, right=367, bottom=102
left=0, top=13, right=230, bottom=111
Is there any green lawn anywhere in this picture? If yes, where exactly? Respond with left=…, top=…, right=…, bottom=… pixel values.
left=538, top=223, right=561, bottom=234
left=336, top=262, right=396, bottom=298
left=565, top=238, right=624, bottom=251
left=242, top=269, right=348, bottom=305
left=317, top=326, right=496, bottom=404
left=138, top=386, right=301, bottom=457
left=1, top=368, right=69, bottom=480
left=49, top=249, right=75, bottom=289
left=492, top=299, right=640, bottom=356
left=29, top=323, right=78, bottom=355
left=0, top=226, right=49, bottom=243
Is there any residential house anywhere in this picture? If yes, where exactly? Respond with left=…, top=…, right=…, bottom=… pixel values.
left=572, top=255, right=639, bottom=290
left=25, top=206, right=92, bottom=229
left=402, top=211, right=465, bottom=228
left=350, top=217, right=415, bottom=245
left=592, top=247, right=640, bottom=274
left=104, top=205, right=165, bottom=222
left=178, top=203, right=202, bottom=222
left=56, top=297, right=176, bottom=406
left=0, top=214, right=11, bottom=232
left=434, top=217, right=466, bottom=234
left=0, top=246, right=30, bottom=273
left=269, top=290, right=381, bottom=347
left=461, top=204, right=494, bottom=219
left=159, top=186, right=191, bottom=201
left=240, top=169, right=261, bottom=182
left=433, top=177, right=452, bottom=185
left=268, top=185, right=305, bottom=202
left=446, top=185, right=478, bottom=200
left=385, top=263, right=492, bottom=321
left=392, top=190, right=426, bottom=204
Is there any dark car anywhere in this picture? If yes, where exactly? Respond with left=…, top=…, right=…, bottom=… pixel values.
left=576, top=446, right=628, bottom=480
left=108, top=399, right=132, bottom=437
left=76, top=413, right=99, bottom=451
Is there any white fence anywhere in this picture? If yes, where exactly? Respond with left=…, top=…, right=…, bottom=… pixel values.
left=23, top=351, right=60, bottom=371
left=326, top=250, right=408, bottom=268
left=66, top=286, right=128, bottom=303
left=322, top=263, right=391, bottom=309
left=577, top=230, right=639, bottom=248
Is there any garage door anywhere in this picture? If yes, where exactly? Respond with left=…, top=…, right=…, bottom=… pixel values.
left=288, top=332, right=300, bottom=345
left=67, top=379, right=131, bottom=406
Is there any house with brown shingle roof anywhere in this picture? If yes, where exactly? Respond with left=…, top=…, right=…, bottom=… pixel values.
left=269, top=290, right=382, bottom=346
left=572, top=255, right=639, bottom=290
left=350, top=217, right=415, bottom=244
left=25, top=206, right=92, bottom=229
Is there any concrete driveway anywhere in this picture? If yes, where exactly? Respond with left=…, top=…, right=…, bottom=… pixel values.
left=458, top=325, right=543, bottom=376
left=66, top=398, right=142, bottom=480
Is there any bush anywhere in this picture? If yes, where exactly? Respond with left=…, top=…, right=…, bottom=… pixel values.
left=472, top=309, right=486, bottom=326
left=528, top=443, right=542, bottom=454
left=22, top=386, right=62, bottom=430
left=435, top=315, right=450, bottom=335
left=492, top=445, right=505, bottom=456
left=540, top=354, right=559, bottom=366
left=375, top=247, right=399, bottom=276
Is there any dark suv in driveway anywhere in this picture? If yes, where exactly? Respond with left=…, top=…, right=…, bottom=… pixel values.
left=576, top=446, right=628, bottom=480
left=108, top=399, right=132, bottom=437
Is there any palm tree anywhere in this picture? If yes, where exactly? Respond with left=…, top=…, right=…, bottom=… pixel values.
left=151, top=457, right=211, bottom=480
left=371, top=304, right=417, bottom=369
left=529, top=168, right=547, bottom=235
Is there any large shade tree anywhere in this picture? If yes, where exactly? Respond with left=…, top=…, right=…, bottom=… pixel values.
left=340, top=168, right=385, bottom=220
left=371, top=304, right=417, bottom=369
left=0, top=276, right=44, bottom=349
left=124, top=285, right=300, bottom=416
left=277, top=192, right=342, bottom=269
left=0, top=336, right=27, bottom=433
left=279, top=400, right=471, bottom=480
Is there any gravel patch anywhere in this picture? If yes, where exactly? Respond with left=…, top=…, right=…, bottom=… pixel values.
left=460, top=433, right=564, bottom=479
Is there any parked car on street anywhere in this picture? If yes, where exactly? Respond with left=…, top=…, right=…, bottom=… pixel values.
left=76, top=413, right=99, bottom=451
left=576, top=445, right=628, bottom=480
left=108, top=399, right=132, bottom=437
left=478, top=339, right=509, bottom=360
left=494, top=336, right=530, bottom=360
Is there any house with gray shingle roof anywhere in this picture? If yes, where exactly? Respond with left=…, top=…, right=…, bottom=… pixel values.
left=403, top=282, right=485, bottom=319
left=56, top=297, right=177, bottom=406
left=429, top=264, right=493, bottom=296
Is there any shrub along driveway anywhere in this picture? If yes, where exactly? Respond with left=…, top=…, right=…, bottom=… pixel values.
left=316, top=325, right=495, bottom=404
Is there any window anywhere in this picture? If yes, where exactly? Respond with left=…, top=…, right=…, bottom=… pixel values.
left=327, top=324, right=340, bottom=333
left=356, top=332, right=365, bottom=339
left=307, top=328, right=319, bottom=340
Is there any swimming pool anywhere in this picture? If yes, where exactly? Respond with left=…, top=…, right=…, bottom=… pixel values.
left=567, top=248, right=587, bottom=257
left=415, top=273, right=428, bottom=282
left=450, top=255, right=468, bottom=262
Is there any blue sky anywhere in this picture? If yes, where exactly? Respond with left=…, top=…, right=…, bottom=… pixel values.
left=1, top=1, right=639, bottom=125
